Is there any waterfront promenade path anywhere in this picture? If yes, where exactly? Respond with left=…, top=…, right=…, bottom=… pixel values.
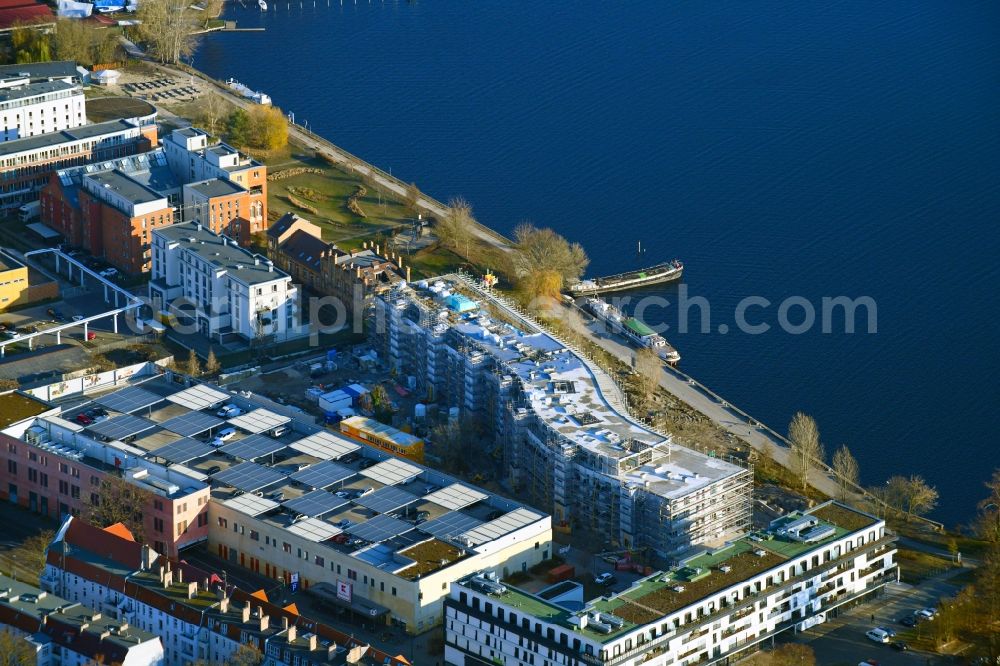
left=562, top=300, right=851, bottom=502
left=139, top=57, right=513, bottom=253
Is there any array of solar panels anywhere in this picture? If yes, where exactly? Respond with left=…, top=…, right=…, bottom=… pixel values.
left=166, top=384, right=229, bottom=410
left=213, top=461, right=287, bottom=493
left=160, top=411, right=223, bottom=437
left=289, top=460, right=354, bottom=489
left=355, top=486, right=419, bottom=514
left=282, top=490, right=348, bottom=518
left=152, top=437, right=215, bottom=464
left=228, top=409, right=290, bottom=434
left=221, top=433, right=286, bottom=460
left=87, top=414, right=156, bottom=441
left=346, top=514, right=415, bottom=543
left=95, top=386, right=163, bottom=414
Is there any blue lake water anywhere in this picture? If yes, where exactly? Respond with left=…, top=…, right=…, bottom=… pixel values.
left=196, top=0, right=1000, bottom=526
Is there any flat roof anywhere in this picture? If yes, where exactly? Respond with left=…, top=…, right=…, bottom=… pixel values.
left=0, top=391, right=50, bottom=430
left=155, top=222, right=291, bottom=286
left=0, top=79, right=77, bottom=104
left=84, top=169, right=166, bottom=206
left=0, top=119, right=138, bottom=158
left=186, top=177, right=246, bottom=199
left=460, top=502, right=883, bottom=643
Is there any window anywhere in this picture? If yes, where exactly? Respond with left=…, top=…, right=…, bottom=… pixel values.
left=154, top=500, right=164, bottom=511
left=71, top=485, right=80, bottom=500
left=154, top=518, right=164, bottom=533
left=347, top=569, right=357, bottom=581
left=315, top=555, right=324, bottom=567
left=177, top=521, right=188, bottom=536
left=218, top=517, right=228, bottom=528
left=283, top=542, right=291, bottom=553
left=250, top=530, right=259, bottom=541
left=7, top=460, right=15, bottom=475
left=39, top=473, right=47, bottom=488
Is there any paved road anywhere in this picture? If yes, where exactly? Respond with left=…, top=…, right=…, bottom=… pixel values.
left=792, top=567, right=969, bottom=665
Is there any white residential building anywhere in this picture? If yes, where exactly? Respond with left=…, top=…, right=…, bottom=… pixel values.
left=149, top=221, right=305, bottom=341
left=0, top=78, right=85, bottom=142
left=40, top=517, right=407, bottom=666
left=373, top=279, right=752, bottom=561
left=0, top=572, right=164, bottom=666
left=445, top=502, right=898, bottom=666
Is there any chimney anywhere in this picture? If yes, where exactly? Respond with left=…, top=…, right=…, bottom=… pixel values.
left=187, top=581, right=198, bottom=599
left=397, top=256, right=403, bottom=269
left=282, top=616, right=289, bottom=630
left=362, top=241, right=368, bottom=249
left=203, top=578, right=210, bottom=591
left=259, top=613, right=269, bottom=632
left=220, top=596, right=230, bottom=614
left=327, top=642, right=338, bottom=659
left=222, top=236, right=227, bottom=246
left=406, top=266, right=411, bottom=282
left=254, top=256, right=260, bottom=266
left=356, top=267, right=361, bottom=279
left=287, top=624, right=297, bottom=644
left=157, top=565, right=165, bottom=583
left=141, top=545, right=156, bottom=571
left=241, top=604, right=251, bottom=623
left=176, top=568, right=183, bottom=584
left=308, top=633, right=317, bottom=651
left=162, top=569, right=173, bottom=589
left=195, top=223, right=202, bottom=231
left=375, top=244, right=380, bottom=255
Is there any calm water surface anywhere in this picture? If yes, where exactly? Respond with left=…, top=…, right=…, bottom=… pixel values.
left=196, top=0, right=1000, bottom=525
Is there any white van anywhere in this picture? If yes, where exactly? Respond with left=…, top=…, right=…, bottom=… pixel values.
left=865, top=628, right=890, bottom=644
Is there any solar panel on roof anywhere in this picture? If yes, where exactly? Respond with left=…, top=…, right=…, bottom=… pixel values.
left=288, top=460, right=354, bottom=489
left=151, top=437, right=215, bottom=464
left=95, top=386, right=163, bottom=414
left=289, top=431, right=360, bottom=460
left=424, top=483, right=488, bottom=511
left=286, top=517, right=342, bottom=542
left=220, top=434, right=286, bottom=460
left=213, top=461, right=287, bottom=492
left=282, top=489, right=348, bottom=517
left=419, top=511, right=484, bottom=541
left=346, top=514, right=414, bottom=544
left=222, top=493, right=280, bottom=517
left=159, top=411, right=224, bottom=437
left=460, top=508, right=545, bottom=546
left=165, top=384, right=230, bottom=410
left=354, top=486, right=419, bottom=515
left=360, top=458, right=421, bottom=486
left=87, top=414, right=157, bottom=441
left=227, top=408, right=290, bottom=434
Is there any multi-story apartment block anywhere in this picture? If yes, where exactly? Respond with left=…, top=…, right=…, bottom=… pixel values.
left=0, top=60, right=87, bottom=85
left=0, top=118, right=157, bottom=209
left=163, top=127, right=267, bottom=234
left=0, top=572, right=164, bottom=665
left=445, top=502, right=897, bottom=666
left=149, top=222, right=305, bottom=342
left=0, top=78, right=85, bottom=142
left=41, top=151, right=183, bottom=265
left=41, top=516, right=408, bottom=666
left=181, top=177, right=257, bottom=244
left=7, top=376, right=553, bottom=636
left=373, top=279, right=752, bottom=561
left=0, top=386, right=211, bottom=557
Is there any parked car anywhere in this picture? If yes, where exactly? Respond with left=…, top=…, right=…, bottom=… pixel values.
left=358, top=458, right=377, bottom=469
left=602, top=555, right=620, bottom=565
left=216, top=404, right=244, bottom=418
left=891, top=642, right=909, bottom=651
left=85, top=409, right=109, bottom=423
left=74, top=413, right=93, bottom=425
left=72, top=315, right=84, bottom=322
left=866, top=628, right=891, bottom=644
left=899, top=615, right=917, bottom=628
left=916, top=608, right=937, bottom=621
left=214, top=427, right=237, bottom=442
left=206, top=465, right=222, bottom=475
left=594, top=573, right=615, bottom=586
left=876, top=626, right=896, bottom=638
left=98, top=267, right=119, bottom=278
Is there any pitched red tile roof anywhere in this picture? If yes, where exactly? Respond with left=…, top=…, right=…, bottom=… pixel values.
left=0, top=0, right=54, bottom=29
left=62, top=516, right=144, bottom=570
left=102, top=522, right=136, bottom=542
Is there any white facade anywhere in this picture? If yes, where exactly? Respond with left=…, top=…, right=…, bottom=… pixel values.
left=0, top=79, right=85, bottom=142
left=163, top=127, right=264, bottom=193
left=150, top=222, right=304, bottom=341
left=444, top=505, right=897, bottom=666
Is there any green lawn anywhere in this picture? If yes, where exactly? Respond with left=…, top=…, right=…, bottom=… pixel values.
left=265, top=146, right=415, bottom=244
left=896, top=548, right=957, bottom=584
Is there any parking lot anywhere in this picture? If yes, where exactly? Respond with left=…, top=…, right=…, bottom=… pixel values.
left=791, top=571, right=967, bottom=665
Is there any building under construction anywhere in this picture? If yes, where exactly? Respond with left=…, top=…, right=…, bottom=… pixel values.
left=372, top=278, right=752, bottom=562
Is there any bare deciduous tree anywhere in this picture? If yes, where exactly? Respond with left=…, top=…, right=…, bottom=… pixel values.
left=831, top=444, right=859, bottom=501
left=404, top=182, right=421, bottom=213
left=137, top=0, right=200, bottom=64
left=788, top=412, right=823, bottom=491
left=0, top=627, right=36, bottom=666
left=86, top=475, right=152, bottom=543
left=198, top=92, right=231, bottom=137
left=184, top=348, right=201, bottom=377
left=437, top=197, right=476, bottom=258
left=633, top=346, right=662, bottom=411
